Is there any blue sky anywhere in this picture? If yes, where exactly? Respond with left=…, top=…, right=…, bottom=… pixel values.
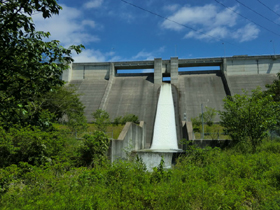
left=32, top=0, right=280, bottom=62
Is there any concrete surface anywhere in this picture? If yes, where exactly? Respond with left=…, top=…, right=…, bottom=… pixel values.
left=171, top=57, right=178, bottom=85
left=110, top=121, right=145, bottom=162
left=70, top=79, right=108, bottom=122
left=104, top=76, right=160, bottom=147
left=227, top=74, right=277, bottom=95
left=178, top=73, right=228, bottom=122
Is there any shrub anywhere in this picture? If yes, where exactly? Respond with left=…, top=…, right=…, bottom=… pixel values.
left=92, top=109, right=110, bottom=132
left=78, top=131, right=110, bottom=167
left=0, top=126, right=66, bottom=167
left=113, top=114, right=139, bottom=125
left=219, top=88, right=279, bottom=152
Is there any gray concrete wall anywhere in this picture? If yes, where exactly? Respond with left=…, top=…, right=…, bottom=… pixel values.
left=226, top=56, right=280, bottom=75
left=69, top=79, right=108, bottom=122
left=178, top=73, right=227, bottom=122
left=171, top=57, right=179, bottom=85
left=171, top=84, right=182, bottom=148
left=227, top=74, right=277, bottom=95
left=110, top=121, right=146, bottom=162
left=154, top=58, right=162, bottom=84
left=104, top=76, right=160, bottom=148
left=72, top=63, right=109, bottom=80
left=62, top=63, right=72, bottom=82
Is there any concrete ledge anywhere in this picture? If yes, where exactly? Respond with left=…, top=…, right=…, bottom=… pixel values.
left=109, top=121, right=146, bottom=162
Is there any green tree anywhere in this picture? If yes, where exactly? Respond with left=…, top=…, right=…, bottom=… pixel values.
left=0, top=0, right=84, bottom=129
left=0, top=126, right=66, bottom=167
left=219, top=88, right=279, bottom=152
left=78, top=131, right=110, bottom=167
left=40, top=85, right=88, bottom=133
left=202, top=107, right=217, bottom=126
left=264, top=72, right=280, bottom=135
left=92, top=109, right=110, bottom=132
left=265, top=72, right=280, bottom=102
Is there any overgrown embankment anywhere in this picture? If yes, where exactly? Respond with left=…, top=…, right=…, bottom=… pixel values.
left=1, top=137, right=280, bottom=209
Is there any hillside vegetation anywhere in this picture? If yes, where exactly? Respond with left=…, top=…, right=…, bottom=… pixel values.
left=1, top=139, right=280, bottom=209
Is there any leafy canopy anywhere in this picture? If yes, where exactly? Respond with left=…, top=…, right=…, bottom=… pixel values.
left=0, top=0, right=84, bottom=128
left=265, top=72, right=280, bottom=102
left=92, top=109, right=110, bottom=132
left=219, top=88, right=279, bottom=151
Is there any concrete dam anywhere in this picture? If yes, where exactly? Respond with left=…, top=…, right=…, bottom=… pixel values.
left=62, top=55, right=280, bottom=149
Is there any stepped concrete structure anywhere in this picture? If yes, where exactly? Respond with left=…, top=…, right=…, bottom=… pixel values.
left=62, top=55, right=280, bottom=148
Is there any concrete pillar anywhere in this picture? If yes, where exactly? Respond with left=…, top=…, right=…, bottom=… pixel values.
left=109, top=62, right=115, bottom=79
left=61, top=62, right=72, bottom=82
left=222, top=58, right=227, bottom=75
left=154, top=58, right=162, bottom=84
left=170, top=57, right=178, bottom=85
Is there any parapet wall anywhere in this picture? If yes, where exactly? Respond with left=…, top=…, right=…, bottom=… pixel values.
left=226, top=56, right=280, bottom=75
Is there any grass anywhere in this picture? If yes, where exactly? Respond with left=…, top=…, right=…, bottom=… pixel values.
left=193, top=123, right=231, bottom=140
left=53, top=123, right=125, bottom=139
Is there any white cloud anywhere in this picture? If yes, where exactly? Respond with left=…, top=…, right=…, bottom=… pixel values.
left=161, top=4, right=259, bottom=42
left=163, top=4, right=180, bottom=12
left=232, top=23, right=260, bottom=42
left=184, top=27, right=229, bottom=40
left=32, top=4, right=100, bottom=47
left=73, top=49, right=126, bottom=62
left=162, top=4, right=235, bottom=31
left=83, top=0, right=103, bottom=9
left=72, top=49, right=106, bottom=62
left=119, top=12, right=136, bottom=23
left=132, top=47, right=165, bottom=60
left=133, top=50, right=154, bottom=60
left=82, top=20, right=96, bottom=28
left=274, top=4, right=280, bottom=12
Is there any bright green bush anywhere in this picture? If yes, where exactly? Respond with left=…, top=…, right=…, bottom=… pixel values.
left=1, top=134, right=280, bottom=209
left=220, top=88, right=279, bottom=152
left=113, top=114, right=139, bottom=125
left=91, top=109, right=110, bottom=132
left=0, top=126, right=66, bottom=167
left=77, top=131, right=110, bottom=167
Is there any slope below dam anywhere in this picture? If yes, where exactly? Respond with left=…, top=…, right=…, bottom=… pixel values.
left=62, top=55, right=280, bottom=148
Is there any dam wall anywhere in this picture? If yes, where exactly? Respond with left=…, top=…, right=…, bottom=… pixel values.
left=63, top=55, right=280, bottom=147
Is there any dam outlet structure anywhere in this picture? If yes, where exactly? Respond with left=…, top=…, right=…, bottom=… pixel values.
left=61, top=55, right=280, bottom=164
left=137, top=83, right=183, bottom=171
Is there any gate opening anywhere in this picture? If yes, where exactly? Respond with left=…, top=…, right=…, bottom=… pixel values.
left=179, top=66, right=220, bottom=74
left=117, top=69, right=154, bottom=75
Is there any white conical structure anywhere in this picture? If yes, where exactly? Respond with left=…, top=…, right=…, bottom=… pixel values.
left=151, top=83, right=178, bottom=150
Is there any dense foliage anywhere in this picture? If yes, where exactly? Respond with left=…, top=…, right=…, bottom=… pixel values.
left=1, top=140, right=280, bottom=209
left=113, top=113, right=139, bottom=125
left=220, top=88, right=279, bottom=151
left=265, top=72, right=280, bottom=102
left=92, top=109, right=110, bottom=132
left=0, top=0, right=84, bottom=129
